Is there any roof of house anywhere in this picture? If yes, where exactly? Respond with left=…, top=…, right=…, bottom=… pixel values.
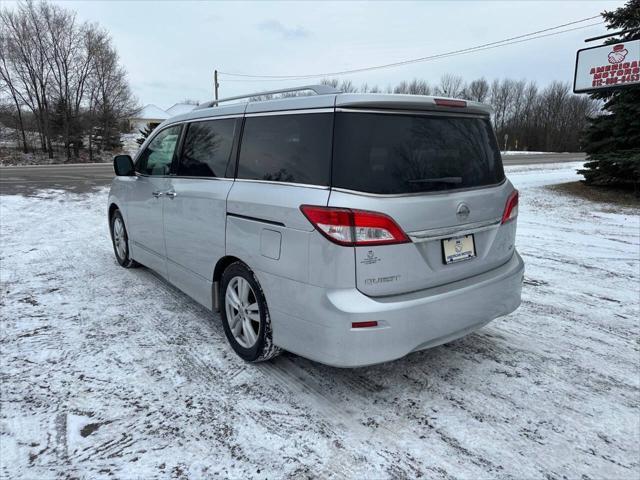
left=132, top=104, right=170, bottom=121
left=166, top=103, right=198, bottom=116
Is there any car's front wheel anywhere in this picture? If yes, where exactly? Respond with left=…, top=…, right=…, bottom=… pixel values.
left=110, top=209, right=138, bottom=268
left=220, top=262, right=281, bottom=362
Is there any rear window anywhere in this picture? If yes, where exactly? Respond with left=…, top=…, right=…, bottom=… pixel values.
left=333, top=112, right=504, bottom=194
left=237, top=113, right=333, bottom=186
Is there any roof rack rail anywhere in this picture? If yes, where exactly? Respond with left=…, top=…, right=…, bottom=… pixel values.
left=196, top=84, right=341, bottom=109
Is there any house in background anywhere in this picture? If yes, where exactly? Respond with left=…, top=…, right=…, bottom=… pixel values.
left=129, top=104, right=170, bottom=133
left=128, top=102, right=199, bottom=132
left=166, top=102, right=199, bottom=117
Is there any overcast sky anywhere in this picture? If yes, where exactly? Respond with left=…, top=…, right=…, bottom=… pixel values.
left=49, top=0, right=625, bottom=108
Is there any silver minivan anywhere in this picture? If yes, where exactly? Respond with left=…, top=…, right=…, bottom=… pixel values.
left=109, top=85, right=524, bottom=367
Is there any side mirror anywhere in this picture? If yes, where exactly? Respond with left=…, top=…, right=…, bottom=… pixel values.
left=113, top=154, right=135, bottom=176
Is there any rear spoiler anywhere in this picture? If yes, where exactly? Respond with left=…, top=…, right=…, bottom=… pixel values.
left=335, top=94, right=493, bottom=116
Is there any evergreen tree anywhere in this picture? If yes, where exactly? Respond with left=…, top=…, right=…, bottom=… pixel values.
left=136, top=123, right=157, bottom=146
left=578, top=0, right=640, bottom=191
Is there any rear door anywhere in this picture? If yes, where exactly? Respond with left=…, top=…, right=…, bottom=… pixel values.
left=163, top=117, right=239, bottom=309
left=329, top=110, right=516, bottom=296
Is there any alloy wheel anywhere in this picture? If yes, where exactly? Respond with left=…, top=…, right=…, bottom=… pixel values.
left=113, top=217, right=127, bottom=260
left=225, top=276, right=261, bottom=348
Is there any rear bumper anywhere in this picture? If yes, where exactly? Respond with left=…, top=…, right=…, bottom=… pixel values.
left=261, top=251, right=524, bottom=367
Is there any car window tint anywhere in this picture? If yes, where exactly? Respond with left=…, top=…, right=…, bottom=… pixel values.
left=178, top=119, right=236, bottom=177
left=333, top=112, right=504, bottom=194
left=237, top=113, right=332, bottom=186
left=136, top=125, right=181, bottom=176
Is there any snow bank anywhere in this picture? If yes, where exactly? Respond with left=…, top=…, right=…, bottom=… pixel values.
left=120, top=133, right=140, bottom=157
left=1, top=164, right=638, bottom=478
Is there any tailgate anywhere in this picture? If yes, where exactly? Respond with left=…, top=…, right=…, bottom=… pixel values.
left=328, top=182, right=517, bottom=296
left=330, top=109, right=517, bottom=297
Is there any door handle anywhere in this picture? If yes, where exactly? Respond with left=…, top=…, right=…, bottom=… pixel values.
left=165, top=190, right=177, bottom=199
left=152, top=191, right=164, bottom=198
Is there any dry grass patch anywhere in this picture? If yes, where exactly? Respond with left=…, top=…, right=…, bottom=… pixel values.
left=547, top=181, right=639, bottom=211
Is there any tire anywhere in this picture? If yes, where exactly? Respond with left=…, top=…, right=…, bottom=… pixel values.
left=220, top=262, right=281, bottom=362
left=109, top=209, right=139, bottom=268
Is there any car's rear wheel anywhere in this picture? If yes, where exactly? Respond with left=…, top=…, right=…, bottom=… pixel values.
left=220, top=262, right=281, bottom=362
left=110, top=209, right=138, bottom=268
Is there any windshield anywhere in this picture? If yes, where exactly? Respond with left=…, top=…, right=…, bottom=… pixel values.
left=332, top=112, right=505, bottom=194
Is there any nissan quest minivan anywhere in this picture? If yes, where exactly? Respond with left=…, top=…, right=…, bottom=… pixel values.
left=108, top=85, right=524, bottom=367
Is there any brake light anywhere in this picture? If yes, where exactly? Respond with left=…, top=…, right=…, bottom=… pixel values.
left=434, top=98, right=467, bottom=108
left=300, top=205, right=410, bottom=246
left=501, top=190, right=519, bottom=224
left=352, top=321, right=378, bottom=329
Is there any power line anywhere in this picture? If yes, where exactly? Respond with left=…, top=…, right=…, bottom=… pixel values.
left=221, top=15, right=602, bottom=80
left=219, top=15, right=603, bottom=81
left=221, top=21, right=603, bottom=83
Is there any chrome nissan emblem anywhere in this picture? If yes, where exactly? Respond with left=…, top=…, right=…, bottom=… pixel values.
left=456, top=203, right=470, bottom=221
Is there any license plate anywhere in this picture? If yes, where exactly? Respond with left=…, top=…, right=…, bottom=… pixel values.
left=442, top=234, right=476, bottom=264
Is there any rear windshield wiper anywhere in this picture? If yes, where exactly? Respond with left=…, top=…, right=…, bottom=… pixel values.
left=407, top=177, right=462, bottom=184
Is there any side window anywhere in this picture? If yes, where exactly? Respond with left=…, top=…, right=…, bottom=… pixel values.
left=237, top=113, right=333, bottom=186
left=178, top=119, right=236, bottom=177
left=136, top=125, right=182, bottom=176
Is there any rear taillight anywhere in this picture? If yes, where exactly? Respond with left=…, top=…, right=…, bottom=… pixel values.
left=501, top=190, right=519, bottom=224
left=434, top=98, right=467, bottom=108
left=300, top=205, right=410, bottom=247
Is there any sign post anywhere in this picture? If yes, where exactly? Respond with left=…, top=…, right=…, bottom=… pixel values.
left=573, top=39, right=640, bottom=93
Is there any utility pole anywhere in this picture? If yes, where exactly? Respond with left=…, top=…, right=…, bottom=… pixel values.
left=214, top=70, right=219, bottom=105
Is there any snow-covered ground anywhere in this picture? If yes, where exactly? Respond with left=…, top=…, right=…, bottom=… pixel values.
left=1, top=163, right=638, bottom=479
left=501, top=151, right=561, bottom=155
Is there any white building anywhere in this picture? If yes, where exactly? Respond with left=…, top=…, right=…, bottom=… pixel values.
left=166, top=102, right=199, bottom=117
left=129, top=102, right=199, bottom=132
left=129, top=105, right=170, bottom=132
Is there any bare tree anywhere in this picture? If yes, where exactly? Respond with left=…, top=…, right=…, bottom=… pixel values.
left=0, top=34, right=28, bottom=152
left=465, top=78, right=490, bottom=103
left=87, top=36, right=137, bottom=155
left=436, top=74, right=465, bottom=98
left=1, top=2, right=55, bottom=156
left=38, top=2, right=108, bottom=159
left=490, top=78, right=516, bottom=138
left=394, top=79, right=431, bottom=95
left=320, top=78, right=339, bottom=89
left=339, top=79, right=357, bottom=93
left=0, top=0, right=137, bottom=162
left=393, top=80, right=409, bottom=94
